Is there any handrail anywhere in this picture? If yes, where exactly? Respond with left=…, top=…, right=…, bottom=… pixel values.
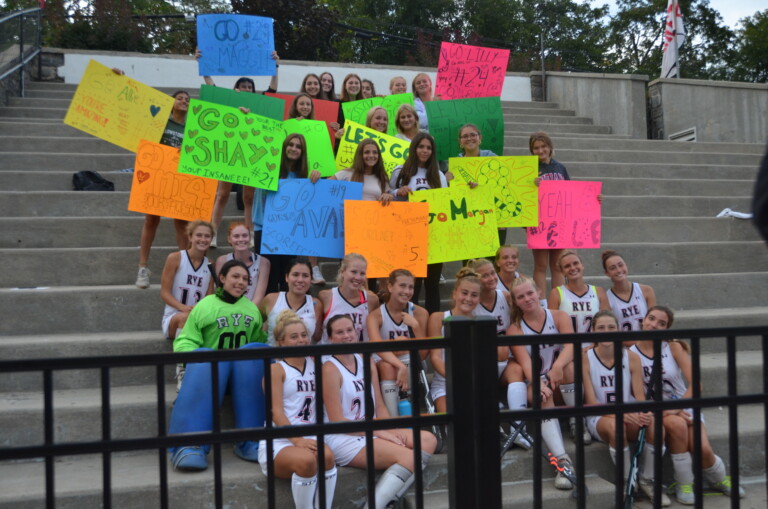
left=0, top=7, right=43, bottom=100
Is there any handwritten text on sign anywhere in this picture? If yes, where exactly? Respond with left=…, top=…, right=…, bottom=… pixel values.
left=411, top=186, right=500, bottom=264
left=178, top=99, right=285, bottom=191
left=335, top=121, right=409, bottom=176
left=449, top=156, right=539, bottom=227
left=526, top=181, right=603, bottom=249
left=425, top=97, right=504, bottom=161
left=63, top=59, right=174, bottom=152
left=128, top=140, right=217, bottom=221
left=435, top=42, right=510, bottom=100
left=344, top=201, right=429, bottom=278
left=197, top=14, right=276, bottom=77
left=261, top=179, right=363, bottom=258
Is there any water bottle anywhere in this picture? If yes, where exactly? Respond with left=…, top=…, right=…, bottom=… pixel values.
left=398, top=394, right=412, bottom=417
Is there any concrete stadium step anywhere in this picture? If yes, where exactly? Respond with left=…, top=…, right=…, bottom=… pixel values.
left=0, top=332, right=174, bottom=392
left=0, top=136, right=132, bottom=154
left=594, top=177, right=754, bottom=197
left=503, top=148, right=763, bottom=166
left=0, top=170, right=134, bottom=191
left=502, top=106, right=576, bottom=116
left=501, top=100, right=559, bottom=109
left=0, top=120, right=90, bottom=136
left=566, top=162, right=760, bottom=180
left=506, top=122, right=613, bottom=135
left=0, top=191, right=751, bottom=219
left=505, top=114, right=594, bottom=125
left=503, top=135, right=766, bottom=155
left=506, top=130, right=632, bottom=140
left=0, top=152, right=136, bottom=171
left=0, top=106, right=68, bottom=119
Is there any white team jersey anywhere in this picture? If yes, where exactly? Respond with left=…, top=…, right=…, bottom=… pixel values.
left=380, top=302, right=415, bottom=340
left=521, top=309, right=561, bottom=375
left=162, top=250, right=211, bottom=323
left=557, top=285, right=599, bottom=333
left=267, top=292, right=317, bottom=345
left=474, top=289, right=511, bottom=335
left=323, top=354, right=375, bottom=421
left=320, top=287, right=370, bottom=344
left=498, top=272, right=520, bottom=293
left=430, top=311, right=452, bottom=390
left=224, top=253, right=261, bottom=301
left=630, top=342, right=688, bottom=400
left=275, top=357, right=317, bottom=426
left=607, top=283, right=648, bottom=332
left=587, top=348, right=632, bottom=404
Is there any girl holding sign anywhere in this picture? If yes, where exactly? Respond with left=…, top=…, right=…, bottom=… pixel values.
left=330, top=139, right=393, bottom=203
left=258, top=309, right=337, bottom=509
left=390, top=76, right=408, bottom=95
left=361, top=79, right=377, bottom=99
left=319, top=72, right=338, bottom=102
left=412, top=73, right=435, bottom=131
left=214, top=222, right=270, bottom=306
left=390, top=133, right=447, bottom=313
left=394, top=104, right=421, bottom=142
left=602, top=250, right=656, bottom=334
left=288, top=93, right=315, bottom=120
left=323, top=313, right=437, bottom=508
left=299, top=73, right=322, bottom=99
left=366, top=106, right=389, bottom=133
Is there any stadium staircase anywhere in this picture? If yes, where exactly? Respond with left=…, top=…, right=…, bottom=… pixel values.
left=1, top=80, right=767, bottom=508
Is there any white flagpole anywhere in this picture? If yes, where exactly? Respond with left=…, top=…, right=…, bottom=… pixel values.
left=661, top=0, right=686, bottom=78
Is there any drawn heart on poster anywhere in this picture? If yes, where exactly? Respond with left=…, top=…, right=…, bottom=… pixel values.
left=240, top=132, right=248, bottom=140
left=224, top=132, right=234, bottom=138
left=270, top=147, right=279, bottom=156
left=193, top=104, right=202, bottom=115
left=187, top=129, right=198, bottom=139
left=264, top=136, right=274, bottom=143
left=136, top=171, right=151, bottom=184
left=245, top=117, right=254, bottom=125
left=149, top=105, right=161, bottom=117
left=266, top=163, right=276, bottom=171
left=251, top=129, right=260, bottom=136
left=185, top=146, right=194, bottom=153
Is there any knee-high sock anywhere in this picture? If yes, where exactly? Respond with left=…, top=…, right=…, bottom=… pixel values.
left=560, top=382, right=576, bottom=407
left=541, top=418, right=566, bottom=458
left=315, top=466, right=337, bottom=509
left=703, top=455, right=726, bottom=484
left=609, top=446, right=631, bottom=480
left=420, top=451, right=432, bottom=472
left=507, top=382, right=528, bottom=427
left=672, top=452, right=694, bottom=485
left=370, top=463, right=411, bottom=509
left=381, top=380, right=400, bottom=417
left=168, top=347, right=230, bottom=455
left=291, top=473, right=317, bottom=509
left=640, top=443, right=657, bottom=481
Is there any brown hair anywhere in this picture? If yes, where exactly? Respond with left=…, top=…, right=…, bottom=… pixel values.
left=394, top=104, right=419, bottom=135
left=528, top=131, right=554, bottom=154
left=279, top=133, right=309, bottom=179
left=378, top=268, right=415, bottom=303
left=509, top=276, right=540, bottom=325
left=451, top=267, right=482, bottom=305
left=591, top=310, right=619, bottom=330
left=185, top=219, right=214, bottom=238
left=394, top=133, right=442, bottom=191
left=319, top=72, right=338, bottom=101
left=300, top=73, right=321, bottom=98
left=601, top=249, right=624, bottom=271
left=340, top=73, right=362, bottom=102
left=288, top=93, right=315, bottom=120
left=645, top=305, right=675, bottom=329
left=349, top=139, right=389, bottom=195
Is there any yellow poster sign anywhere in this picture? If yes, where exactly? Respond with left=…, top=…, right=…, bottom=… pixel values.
left=335, top=121, right=409, bottom=177
left=64, top=59, right=175, bottom=152
left=449, top=156, right=539, bottom=227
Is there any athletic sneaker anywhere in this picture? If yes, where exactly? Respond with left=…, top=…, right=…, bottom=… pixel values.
left=510, top=423, right=533, bottom=450
left=570, top=417, right=592, bottom=445
left=175, top=364, right=185, bottom=392
left=135, top=266, right=150, bottom=289
left=675, top=482, right=694, bottom=505
left=709, top=476, right=745, bottom=498
left=554, top=457, right=574, bottom=490
left=638, top=478, right=671, bottom=507
left=439, top=273, right=446, bottom=284
left=312, top=265, right=326, bottom=285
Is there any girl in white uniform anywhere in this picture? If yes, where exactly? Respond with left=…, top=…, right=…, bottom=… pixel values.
left=318, top=253, right=380, bottom=344
left=506, top=277, right=577, bottom=490
left=630, top=306, right=744, bottom=505
left=323, top=315, right=437, bottom=509
left=257, top=310, right=337, bottom=509
left=495, top=245, right=526, bottom=294
left=160, top=220, right=214, bottom=339
left=367, top=269, right=429, bottom=417
left=582, top=311, right=669, bottom=506
left=548, top=250, right=609, bottom=335
left=214, top=222, right=270, bottom=305
left=428, top=268, right=482, bottom=413
left=602, top=250, right=656, bottom=334
left=260, top=258, right=323, bottom=345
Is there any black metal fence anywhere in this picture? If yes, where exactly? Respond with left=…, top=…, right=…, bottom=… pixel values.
left=0, top=320, right=766, bottom=508
left=0, top=7, right=43, bottom=101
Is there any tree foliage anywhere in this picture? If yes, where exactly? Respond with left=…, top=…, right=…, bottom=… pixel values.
left=731, top=9, right=768, bottom=82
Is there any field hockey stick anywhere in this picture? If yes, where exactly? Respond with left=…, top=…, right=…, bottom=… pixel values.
left=625, top=425, right=646, bottom=508
left=418, top=367, right=444, bottom=452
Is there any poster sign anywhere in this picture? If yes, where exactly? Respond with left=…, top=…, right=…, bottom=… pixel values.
left=435, top=42, right=510, bottom=99
left=526, top=181, right=603, bottom=249
left=411, top=186, right=500, bottom=264
left=196, top=14, right=276, bottom=76
left=335, top=121, right=409, bottom=176
left=261, top=179, right=363, bottom=258
left=344, top=201, right=429, bottom=278
left=425, top=97, right=504, bottom=161
left=449, top=156, right=539, bottom=227
left=63, top=59, right=174, bottom=152
left=128, top=140, right=217, bottom=221
left=200, top=84, right=284, bottom=121
left=283, top=118, right=337, bottom=177
left=341, top=93, right=415, bottom=137
left=266, top=92, right=340, bottom=145
left=178, top=99, right=285, bottom=191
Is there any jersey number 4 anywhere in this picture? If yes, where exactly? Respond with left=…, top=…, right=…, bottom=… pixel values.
left=297, top=396, right=313, bottom=423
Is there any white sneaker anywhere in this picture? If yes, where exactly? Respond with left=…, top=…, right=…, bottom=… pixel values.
left=570, top=417, right=592, bottom=445
left=312, top=265, right=326, bottom=285
left=639, top=478, right=671, bottom=507
left=709, top=476, right=745, bottom=498
left=674, top=482, right=695, bottom=505
left=135, top=266, right=150, bottom=289
left=554, top=457, right=574, bottom=490
left=175, top=364, right=185, bottom=392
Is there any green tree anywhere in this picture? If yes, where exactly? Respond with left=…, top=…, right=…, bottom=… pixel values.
left=731, top=9, right=768, bottom=82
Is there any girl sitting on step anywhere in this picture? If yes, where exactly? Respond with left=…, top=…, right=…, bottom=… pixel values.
left=602, top=249, right=656, bottom=337
left=213, top=222, right=270, bottom=306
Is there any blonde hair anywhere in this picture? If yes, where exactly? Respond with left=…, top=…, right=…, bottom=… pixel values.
left=337, top=253, right=368, bottom=286
left=394, top=104, right=419, bottom=134
left=557, top=250, right=581, bottom=270
left=494, top=245, right=520, bottom=271
left=186, top=219, right=214, bottom=238
left=451, top=267, right=482, bottom=305
left=365, top=106, right=389, bottom=132
left=509, top=276, right=540, bottom=325
left=273, top=309, right=308, bottom=346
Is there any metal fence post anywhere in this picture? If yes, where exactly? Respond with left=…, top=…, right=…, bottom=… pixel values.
left=445, top=317, right=501, bottom=509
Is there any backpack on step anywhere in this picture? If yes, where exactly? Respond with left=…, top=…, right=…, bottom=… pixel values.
left=72, top=171, right=115, bottom=191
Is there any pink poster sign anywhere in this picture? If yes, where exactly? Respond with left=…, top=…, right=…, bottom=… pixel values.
left=526, top=181, right=603, bottom=249
left=434, top=42, right=510, bottom=100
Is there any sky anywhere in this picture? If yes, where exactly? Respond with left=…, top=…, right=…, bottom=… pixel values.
left=588, top=0, right=765, bottom=30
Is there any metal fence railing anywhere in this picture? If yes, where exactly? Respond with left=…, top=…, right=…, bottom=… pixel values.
left=0, top=320, right=766, bottom=508
left=0, top=7, right=43, bottom=100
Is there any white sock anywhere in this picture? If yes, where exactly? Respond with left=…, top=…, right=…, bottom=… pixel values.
left=672, top=452, right=694, bottom=485
left=641, top=443, right=656, bottom=481
left=609, top=446, right=632, bottom=479
left=372, top=463, right=412, bottom=509
left=541, top=418, right=566, bottom=458
left=315, top=466, right=337, bottom=509
left=291, top=473, right=317, bottom=509
left=381, top=380, right=400, bottom=417
left=703, top=455, right=727, bottom=484
left=420, top=450, right=432, bottom=471
left=507, top=382, right=528, bottom=429
left=559, top=383, right=576, bottom=407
